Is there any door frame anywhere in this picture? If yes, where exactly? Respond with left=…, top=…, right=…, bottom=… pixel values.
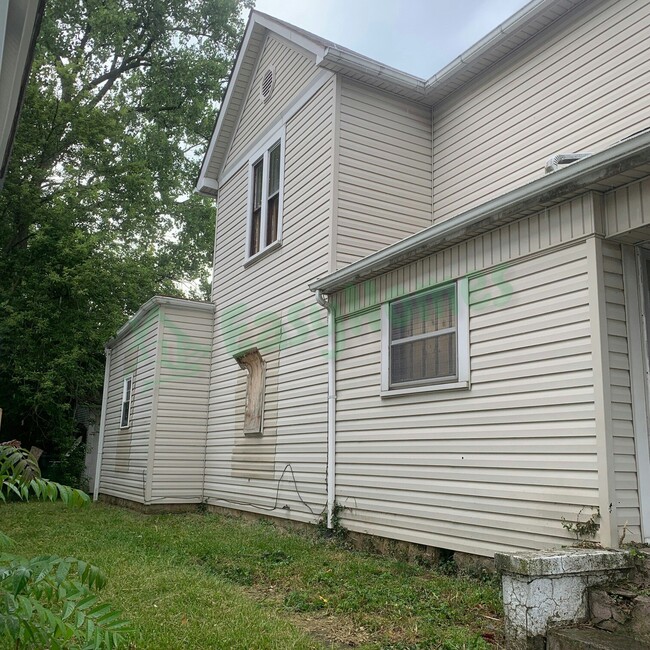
left=623, top=244, right=650, bottom=542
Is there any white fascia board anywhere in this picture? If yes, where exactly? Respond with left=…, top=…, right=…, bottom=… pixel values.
left=309, top=129, right=650, bottom=294
left=106, top=297, right=215, bottom=349
left=252, top=11, right=327, bottom=60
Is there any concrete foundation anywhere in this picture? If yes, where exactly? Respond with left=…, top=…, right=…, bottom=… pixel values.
left=495, top=549, right=633, bottom=650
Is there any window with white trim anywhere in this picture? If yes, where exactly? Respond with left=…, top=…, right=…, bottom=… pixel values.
left=247, top=137, right=283, bottom=259
left=120, top=376, right=133, bottom=428
left=381, top=279, right=470, bottom=394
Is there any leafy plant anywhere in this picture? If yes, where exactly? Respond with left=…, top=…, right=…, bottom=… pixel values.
left=0, top=444, right=131, bottom=648
left=317, top=502, right=347, bottom=540
left=561, top=506, right=601, bottom=541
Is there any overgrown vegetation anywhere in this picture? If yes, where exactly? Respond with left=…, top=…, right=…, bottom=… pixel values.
left=561, top=507, right=601, bottom=542
left=1, top=444, right=130, bottom=649
left=3, top=503, right=503, bottom=649
left=0, top=0, right=251, bottom=477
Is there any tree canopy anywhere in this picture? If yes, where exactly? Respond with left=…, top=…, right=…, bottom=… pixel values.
left=0, top=0, right=251, bottom=478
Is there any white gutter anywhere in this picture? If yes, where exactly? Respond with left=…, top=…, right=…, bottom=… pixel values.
left=93, top=347, right=112, bottom=501
left=309, top=129, right=650, bottom=295
left=314, top=289, right=336, bottom=528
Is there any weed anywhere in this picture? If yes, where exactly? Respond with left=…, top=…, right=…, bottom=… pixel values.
left=561, top=506, right=601, bottom=541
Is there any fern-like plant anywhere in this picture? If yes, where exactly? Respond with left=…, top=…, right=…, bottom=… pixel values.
left=0, top=444, right=131, bottom=649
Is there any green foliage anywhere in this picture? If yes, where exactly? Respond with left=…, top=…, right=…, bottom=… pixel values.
left=0, top=444, right=129, bottom=648
left=316, top=502, right=348, bottom=540
left=0, top=0, right=251, bottom=469
left=561, top=506, right=601, bottom=542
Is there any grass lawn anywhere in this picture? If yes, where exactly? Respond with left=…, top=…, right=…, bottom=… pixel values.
left=2, top=502, right=503, bottom=649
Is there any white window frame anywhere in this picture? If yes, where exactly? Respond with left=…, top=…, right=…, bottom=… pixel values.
left=380, top=278, right=470, bottom=397
left=245, top=126, right=285, bottom=265
left=120, top=375, right=133, bottom=428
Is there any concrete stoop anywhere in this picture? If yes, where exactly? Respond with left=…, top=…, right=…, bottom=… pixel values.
left=547, top=627, right=650, bottom=650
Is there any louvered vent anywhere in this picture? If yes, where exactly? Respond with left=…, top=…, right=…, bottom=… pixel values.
left=260, top=67, right=275, bottom=102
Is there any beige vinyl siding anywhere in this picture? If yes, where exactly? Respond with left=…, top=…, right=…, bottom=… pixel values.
left=332, top=197, right=605, bottom=557
left=99, top=310, right=158, bottom=503
left=150, top=304, right=213, bottom=503
left=336, top=78, right=432, bottom=267
left=224, top=35, right=322, bottom=168
left=433, top=0, right=650, bottom=223
left=603, top=241, right=642, bottom=542
left=205, top=77, right=335, bottom=522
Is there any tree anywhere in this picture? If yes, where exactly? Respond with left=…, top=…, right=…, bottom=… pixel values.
left=0, top=0, right=250, bottom=474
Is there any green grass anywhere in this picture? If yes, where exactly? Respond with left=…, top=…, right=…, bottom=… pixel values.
left=2, top=502, right=503, bottom=649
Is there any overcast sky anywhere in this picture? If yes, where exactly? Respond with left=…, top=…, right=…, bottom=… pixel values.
left=253, top=0, right=531, bottom=78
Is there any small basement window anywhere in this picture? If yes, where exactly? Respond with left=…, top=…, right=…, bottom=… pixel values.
left=236, top=350, right=266, bottom=434
left=381, top=279, right=469, bottom=395
left=247, top=130, right=284, bottom=261
left=120, top=376, right=133, bottom=428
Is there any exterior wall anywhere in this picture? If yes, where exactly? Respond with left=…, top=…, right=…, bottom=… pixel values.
left=433, top=0, right=650, bottom=223
left=205, top=75, right=336, bottom=522
left=149, top=304, right=213, bottom=503
left=336, top=78, right=432, bottom=267
left=602, top=241, right=642, bottom=542
left=224, top=34, right=322, bottom=169
left=99, top=309, right=159, bottom=503
left=332, top=197, right=606, bottom=557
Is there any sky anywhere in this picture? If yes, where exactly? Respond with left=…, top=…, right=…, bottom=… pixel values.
left=253, top=0, right=532, bottom=79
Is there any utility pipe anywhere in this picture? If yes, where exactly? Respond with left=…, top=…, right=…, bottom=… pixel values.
left=93, top=347, right=112, bottom=501
left=315, top=289, right=336, bottom=528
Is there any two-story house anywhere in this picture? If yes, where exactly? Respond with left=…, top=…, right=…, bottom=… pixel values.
left=93, top=0, right=650, bottom=559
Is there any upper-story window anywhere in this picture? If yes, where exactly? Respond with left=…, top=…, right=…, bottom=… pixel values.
left=120, top=375, right=133, bottom=428
left=247, top=131, right=284, bottom=261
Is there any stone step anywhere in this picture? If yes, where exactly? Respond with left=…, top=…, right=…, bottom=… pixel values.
left=589, top=586, right=650, bottom=641
left=547, top=627, right=650, bottom=650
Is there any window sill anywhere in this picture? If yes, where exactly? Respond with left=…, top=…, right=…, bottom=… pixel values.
left=380, top=380, right=469, bottom=398
left=244, top=240, right=282, bottom=268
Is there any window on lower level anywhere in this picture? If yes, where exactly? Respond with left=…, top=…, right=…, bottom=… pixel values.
left=120, top=376, right=133, bottom=428
left=381, top=279, right=470, bottom=394
left=248, top=138, right=283, bottom=259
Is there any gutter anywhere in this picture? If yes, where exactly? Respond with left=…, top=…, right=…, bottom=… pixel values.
left=309, top=129, right=650, bottom=295
left=93, top=347, right=112, bottom=501
left=314, top=289, right=337, bottom=529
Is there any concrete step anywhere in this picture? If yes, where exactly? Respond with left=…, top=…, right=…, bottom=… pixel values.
left=547, top=627, right=650, bottom=650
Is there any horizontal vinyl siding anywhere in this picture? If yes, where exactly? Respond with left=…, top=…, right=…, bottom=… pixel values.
left=337, top=79, right=432, bottom=267
left=99, top=311, right=158, bottom=503
left=433, top=0, right=650, bottom=223
left=603, top=241, right=642, bottom=542
left=206, top=78, right=335, bottom=522
left=150, top=305, right=213, bottom=503
left=224, top=35, right=321, bottom=168
left=335, top=242, right=597, bottom=557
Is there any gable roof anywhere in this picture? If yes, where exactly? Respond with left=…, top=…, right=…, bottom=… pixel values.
left=197, top=0, right=588, bottom=195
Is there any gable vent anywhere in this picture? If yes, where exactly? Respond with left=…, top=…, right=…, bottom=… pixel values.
left=260, top=67, right=275, bottom=103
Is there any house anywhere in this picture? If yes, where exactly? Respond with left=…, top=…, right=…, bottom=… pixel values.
left=0, top=0, right=45, bottom=189
left=94, top=0, right=650, bottom=559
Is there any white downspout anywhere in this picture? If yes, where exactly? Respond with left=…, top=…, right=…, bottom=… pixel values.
left=315, top=289, right=336, bottom=528
left=93, top=347, right=112, bottom=501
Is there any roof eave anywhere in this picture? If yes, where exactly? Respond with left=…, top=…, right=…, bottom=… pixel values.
left=309, top=131, right=650, bottom=294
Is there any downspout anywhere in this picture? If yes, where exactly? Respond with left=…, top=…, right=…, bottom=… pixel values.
left=314, top=289, right=336, bottom=528
left=93, top=347, right=112, bottom=501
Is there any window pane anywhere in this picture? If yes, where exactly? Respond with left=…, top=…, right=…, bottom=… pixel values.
left=250, top=208, right=261, bottom=255
left=268, top=143, right=281, bottom=197
left=266, top=195, right=279, bottom=245
left=391, top=332, right=457, bottom=384
left=391, top=286, right=456, bottom=341
left=252, top=159, right=263, bottom=210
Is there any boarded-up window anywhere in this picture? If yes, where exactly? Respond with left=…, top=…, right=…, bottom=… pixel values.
left=388, top=284, right=459, bottom=387
left=120, top=376, right=133, bottom=428
left=236, top=350, right=266, bottom=434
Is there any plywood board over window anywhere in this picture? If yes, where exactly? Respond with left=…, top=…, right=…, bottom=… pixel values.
left=236, top=350, right=266, bottom=434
